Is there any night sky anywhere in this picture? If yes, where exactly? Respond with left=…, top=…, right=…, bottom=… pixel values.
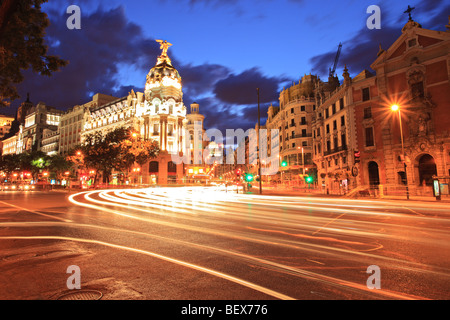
left=10, top=0, right=450, bottom=133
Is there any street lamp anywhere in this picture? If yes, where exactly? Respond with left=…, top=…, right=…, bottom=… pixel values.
left=391, top=104, right=410, bottom=200
left=257, top=88, right=262, bottom=195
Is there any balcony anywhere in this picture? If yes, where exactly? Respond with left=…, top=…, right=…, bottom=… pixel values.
left=324, top=145, right=348, bottom=156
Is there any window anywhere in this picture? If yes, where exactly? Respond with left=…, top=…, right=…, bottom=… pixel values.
left=364, top=107, right=372, bottom=119
left=362, top=88, right=370, bottom=101
left=302, top=129, right=307, bottom=137
left=325, top=109, right=329, bottom=119
left=291, top=108, right=294, bottom=114
left=326, top=124, right=330, bottom=134
left=317, top=128, right=321, bottom=137
left=340, top=98, right=344, bottom=110
left=301, top=117, right=306, bottom=125
left=365, top=127, right=375, bottom=147
left=326, top=140, right=331, bottom=151
left=341, top=116, right=345, bottom=127
left=301, top=106, right=306, bottom=112
left=341, top=134, right=347, bottom=148
left=302, top=141, right=308, bottom=147
left=332, top=104, right=336, bottom=114
left=334, top=137, right=338, bottom=149
left=333, top=120, right=337, bottom=131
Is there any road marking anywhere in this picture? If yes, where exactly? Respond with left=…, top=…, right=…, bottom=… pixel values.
left=403, top=206, right=426, bottom=217
left=0, top=200, right=72, bottom=223
left=312, top=213, right=346, bottom=236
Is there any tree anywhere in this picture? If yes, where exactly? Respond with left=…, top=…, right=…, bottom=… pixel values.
left=0, top=0, right=68, bottom=107
left=48, top=154, right=72, bottom=181
left=0, top=154, right=21, bottom=174
left=80, top=127, right=160, bottom=185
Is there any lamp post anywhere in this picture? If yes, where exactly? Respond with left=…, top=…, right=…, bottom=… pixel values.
left=257, top=88, right=262, bottom=195
left=391, top=104, right=410, bottom=200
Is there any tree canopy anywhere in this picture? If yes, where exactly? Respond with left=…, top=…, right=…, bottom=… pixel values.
left=77, top=127, right=160, bottom=184
left=0, top=0, right=67, bottom=108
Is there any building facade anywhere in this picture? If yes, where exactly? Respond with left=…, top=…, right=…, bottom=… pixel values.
left=81, top=41, right=204, bottom=185
left=311, top=16, right=450, bottom=196
left=263, top=75, right=317, bottom=184
left=60, top=94, right=117, bottom=156
left=0, top=115, right=15, bottom=140
left=359, top=18, right=450, bottom=196
left=16, top=102, right=64, bottom=154
left=2, top=135, right=18, bottom=156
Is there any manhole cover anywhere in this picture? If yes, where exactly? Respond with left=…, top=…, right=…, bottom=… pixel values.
left=56, top=290, right=103, bottom=300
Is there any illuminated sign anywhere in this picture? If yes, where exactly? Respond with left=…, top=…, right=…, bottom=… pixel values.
left=433, top=180, right=440, bottom=197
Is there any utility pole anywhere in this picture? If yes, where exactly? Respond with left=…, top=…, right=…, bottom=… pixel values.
left=257, top=88, right=262, bottom=195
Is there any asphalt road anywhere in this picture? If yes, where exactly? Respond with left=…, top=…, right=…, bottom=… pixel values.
left=0, top=187, right=449, bottom=300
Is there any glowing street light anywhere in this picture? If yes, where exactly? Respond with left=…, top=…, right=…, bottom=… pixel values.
left=391, top=104, right=409, bottom=200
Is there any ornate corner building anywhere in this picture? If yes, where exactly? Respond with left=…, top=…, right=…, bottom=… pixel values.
left=81, top=40, right=204, bottom=185
left=312, top=16, right=450, bottom=196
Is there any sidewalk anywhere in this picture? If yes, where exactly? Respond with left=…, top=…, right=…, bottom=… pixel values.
left=244, top=187, right=450, bottom=203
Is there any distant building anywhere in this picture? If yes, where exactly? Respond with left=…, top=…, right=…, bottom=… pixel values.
left=59, top=93, right=117, bottom=156
left=16, top=93, right=33, bottom=125
left=263, top=75, right=318, bottom=183
left=2, top=135, right=18, bottom=156
left=0, top=115, right=15, bottom=140
left=16, top=102, right=64, bottom=154
left=41, top=129, right=60, bottom=156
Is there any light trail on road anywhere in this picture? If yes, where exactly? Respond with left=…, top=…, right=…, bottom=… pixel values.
left=1, top=187, right=449, bottom=300
left=66, top=187, right=450, bottom=299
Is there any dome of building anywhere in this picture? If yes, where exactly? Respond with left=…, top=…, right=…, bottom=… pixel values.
left=145, top=40, right=182, bottom=102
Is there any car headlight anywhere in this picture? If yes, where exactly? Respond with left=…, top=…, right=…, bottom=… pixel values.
left=25, top=186, right=30, bottom=190
left=12, top=186, right=16, bottom=190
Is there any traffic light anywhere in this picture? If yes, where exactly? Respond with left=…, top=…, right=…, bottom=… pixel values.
left=281, top=161, right=288, bottom=167
left=305, top=176, right=314, bottom=184
left=245, top=173, right=254, bottom=182
left=235, top=169, right=242, bottom=176
left=354, top=151, right=361, bottom=164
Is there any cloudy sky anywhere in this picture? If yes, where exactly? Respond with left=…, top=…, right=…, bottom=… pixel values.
left=11, top=0, right=449, bottom=133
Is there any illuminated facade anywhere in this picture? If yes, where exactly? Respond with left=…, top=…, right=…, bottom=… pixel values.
left=16, top=103, right=64, bottom=154
left=312, top=17, right=450, bottom=196
left=0, top=115, right=15, bottom=140
left=263, top=75, right=317, bottom=183
left=2, top=135, right=18, bottom=156
left=82, top=40, right=202, bottom=185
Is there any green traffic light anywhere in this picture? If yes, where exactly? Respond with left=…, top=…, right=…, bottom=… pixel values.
left=281, top=161, right=288, bottom=167
left=245, top=174, right=254, bottom=182
left=305, top=176, right=314, bottom=184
